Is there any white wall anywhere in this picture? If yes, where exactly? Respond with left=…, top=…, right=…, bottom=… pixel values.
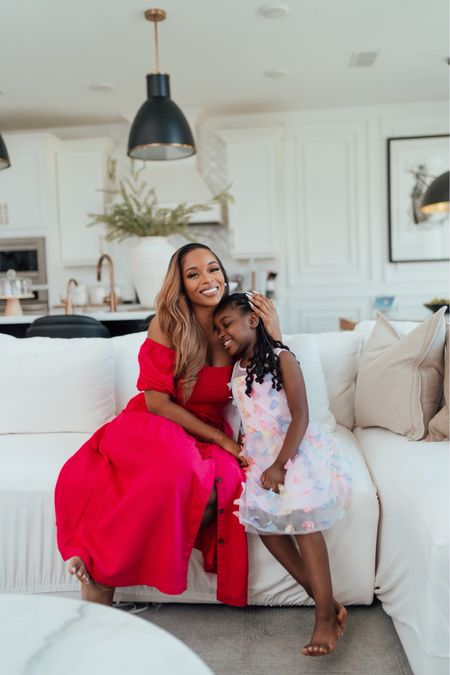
left=202, top=100, right=449, bottom=332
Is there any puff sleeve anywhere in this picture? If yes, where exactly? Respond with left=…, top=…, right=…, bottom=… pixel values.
left=136, top=338, right=176, bottom=397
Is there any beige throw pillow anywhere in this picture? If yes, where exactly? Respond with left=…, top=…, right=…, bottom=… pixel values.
left=355, top=308, right=446, bottom=440
left=426, top=325, right=449, bottom=441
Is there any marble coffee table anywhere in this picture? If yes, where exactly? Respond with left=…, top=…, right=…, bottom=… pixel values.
left=0, top=594, right=213, bottom=675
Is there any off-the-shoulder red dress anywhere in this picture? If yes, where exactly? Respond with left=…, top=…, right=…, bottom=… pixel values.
left=55, top=338, right=248, bottom=607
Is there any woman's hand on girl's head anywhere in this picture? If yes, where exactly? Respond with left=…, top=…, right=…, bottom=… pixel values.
left=260, top=462, right=286, bottom=493
left=245, top=292, right=282, bottom=342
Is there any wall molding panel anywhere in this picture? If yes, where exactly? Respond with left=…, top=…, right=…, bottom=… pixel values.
left=284, top=120, right=371, bottom=287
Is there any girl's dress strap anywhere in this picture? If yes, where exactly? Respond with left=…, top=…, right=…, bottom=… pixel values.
left=273, top=347, right=288, bottom=356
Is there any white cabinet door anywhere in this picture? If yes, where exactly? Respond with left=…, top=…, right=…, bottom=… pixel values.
left=56, top=140, right=113, bottom=265
left=217, top=127, right=282, bottom=259
left=0, top=139, right=49, bottom=232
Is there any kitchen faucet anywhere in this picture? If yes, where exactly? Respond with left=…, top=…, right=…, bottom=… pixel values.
left=64, top=278, right=78, bottom=315
left=96, top=254, right=117, bottom=312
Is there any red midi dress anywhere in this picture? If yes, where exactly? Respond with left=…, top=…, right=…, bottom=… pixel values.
left=54, top=338, right=248, bottom=607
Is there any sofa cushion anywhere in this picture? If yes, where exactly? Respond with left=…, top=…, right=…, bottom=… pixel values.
left=427, top=325, right=449, bottom=441
left=0, top=432, right=90, bottom=491
left=111, top=331, right=146, bottom=413
left=316, top=331, right=362, bottom=429
left=354, top=309, right=446, bottom=440
left=283, top=334, right=336, bottom=431
left=0, top=334, right=115, bottom=434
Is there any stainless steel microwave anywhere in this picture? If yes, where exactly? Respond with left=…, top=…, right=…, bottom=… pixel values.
left=0, top=237, right=48, bottom=313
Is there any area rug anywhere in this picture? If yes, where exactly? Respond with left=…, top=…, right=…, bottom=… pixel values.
left=138, top=600, right=412, bottom=674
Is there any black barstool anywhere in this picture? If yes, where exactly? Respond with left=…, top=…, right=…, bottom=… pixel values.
left=26, top=315, right=111, bottom=338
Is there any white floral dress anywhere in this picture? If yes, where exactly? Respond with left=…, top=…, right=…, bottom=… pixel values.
left=231, top=352, right=352, bottom=535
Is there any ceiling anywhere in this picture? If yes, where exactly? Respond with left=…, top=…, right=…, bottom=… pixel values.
left=0, top=0, right=448, bottom=131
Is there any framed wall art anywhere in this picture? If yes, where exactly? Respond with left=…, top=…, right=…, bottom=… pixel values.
left=387, top=134, right=449, bottom=262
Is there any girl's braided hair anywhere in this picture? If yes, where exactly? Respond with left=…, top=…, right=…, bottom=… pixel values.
left=214, top=292, right=291, bottom=397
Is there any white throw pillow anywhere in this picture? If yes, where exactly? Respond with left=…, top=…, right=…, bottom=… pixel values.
left=355, top=320, right=420, bottom=345
left=282, top=334, right=336, bottom=431
left=316, top=331, right=362, bottom=429
left=0, top=334, right=115, bottom=433
left=111, top=331, right=147, bottom=413
left=355, top=309, right=446, bottom=440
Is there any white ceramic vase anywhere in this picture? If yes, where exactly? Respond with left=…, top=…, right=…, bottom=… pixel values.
left=129, top=236, right=176, bottom=308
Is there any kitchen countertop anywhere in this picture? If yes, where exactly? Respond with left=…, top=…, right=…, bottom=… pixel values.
left=0, top=305, right=154, bottom=324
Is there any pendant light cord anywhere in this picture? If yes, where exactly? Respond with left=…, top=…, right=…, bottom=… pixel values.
left=153, top=21, right=160, bottom=73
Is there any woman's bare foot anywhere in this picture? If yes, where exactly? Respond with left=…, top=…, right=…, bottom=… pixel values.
left=68, top=556, right=90, bottom=585
left=67, top=556, right=114, bottom=606
left=302, top=612, right=342, bottom=657
left=81, top=581, right=115, bottom=606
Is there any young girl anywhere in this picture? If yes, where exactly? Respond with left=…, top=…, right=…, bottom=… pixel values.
left=213, top=293, right=352, bottom=657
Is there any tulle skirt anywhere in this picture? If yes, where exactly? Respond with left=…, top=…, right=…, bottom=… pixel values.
left=235, top=421, right=352, bottom=535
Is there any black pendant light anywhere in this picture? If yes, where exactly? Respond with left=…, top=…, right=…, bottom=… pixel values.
left=0, top=134, right=11, bottom=170
left=421, top=170, right=450, bottom=214
left=128, top=8, right=195, bottom=161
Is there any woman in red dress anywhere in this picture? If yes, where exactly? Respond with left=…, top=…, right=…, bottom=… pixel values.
left=55, top=243, right=280, bottom=606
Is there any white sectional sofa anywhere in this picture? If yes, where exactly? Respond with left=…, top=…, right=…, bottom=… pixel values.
left=0, top=320, right=448, bottom=675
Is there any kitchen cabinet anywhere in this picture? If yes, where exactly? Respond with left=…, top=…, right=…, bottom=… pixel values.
left=55, top=138, right=114, bottom=265
left=0, top=134, right=56, bottom=234
left=217, top=127, right=283, bottom=259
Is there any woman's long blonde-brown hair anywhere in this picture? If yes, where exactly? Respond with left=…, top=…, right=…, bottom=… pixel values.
left=156, top=243, right=229, bottom=401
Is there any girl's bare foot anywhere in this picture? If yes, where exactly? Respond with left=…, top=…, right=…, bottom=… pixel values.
left=335, top=601, right=347, bottom=634
left=302, top=612, right=342, bottom=657
left=68, top=556, right=90, bottom=584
